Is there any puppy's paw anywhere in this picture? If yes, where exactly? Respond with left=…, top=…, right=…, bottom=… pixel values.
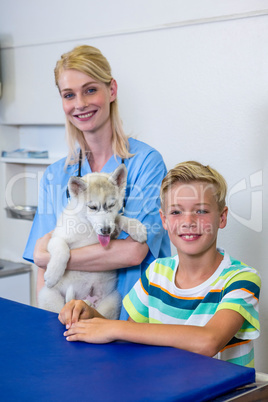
left=129, top=222, right=147, bottom=243
left=44, top=265, right=63, bottom=288
left=132, top=231, right=147, bottom=244
left=44, top=272, right=58, bottom=288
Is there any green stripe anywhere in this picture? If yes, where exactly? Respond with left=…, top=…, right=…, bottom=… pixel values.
left=217, top=302, right=260, bottom=330
left=226, top=347, right=254, bottom=367
left=149, top=317, right=162, bottom=324
left=211, top=268, right=241, bottom=286
left=220, top=299, right=259, bottom=322
left=229, top=256, right=248, bottom=267
left=149, top=296, right=193, bottom=320
left=192, top=302, right=218, bottom=315
left=212, top=267, right=260, bottom=288
left=153, top=260, right=176, bottom=282
left=123, top=294, right=148, bottom=323
left=226, top=271, right=261, bottom=288
left=149, top=297, right=218, bottom=319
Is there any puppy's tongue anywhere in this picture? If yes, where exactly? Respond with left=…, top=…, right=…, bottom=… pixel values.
left=98, top=234, right=111, bottom=247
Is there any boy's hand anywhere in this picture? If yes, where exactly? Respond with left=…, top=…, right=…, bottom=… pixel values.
left=63, top=318, right=117, bottom=343
left=58, top=299, right=96, bottom=328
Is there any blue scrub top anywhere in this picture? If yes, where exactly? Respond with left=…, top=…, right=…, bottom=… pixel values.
left=23, top=138, right=171, bottom=320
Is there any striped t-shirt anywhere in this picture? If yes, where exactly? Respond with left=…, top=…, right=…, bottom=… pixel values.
left=123, top=249, right=261, bottom=367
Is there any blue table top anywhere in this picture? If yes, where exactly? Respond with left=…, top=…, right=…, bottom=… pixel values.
left=0, top=297, right=255, bottom=401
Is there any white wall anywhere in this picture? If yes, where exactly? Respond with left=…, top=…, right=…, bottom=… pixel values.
left=0, top=1, right=268, bottom=372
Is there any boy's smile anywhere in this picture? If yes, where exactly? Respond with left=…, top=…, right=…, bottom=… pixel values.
left=160, top=181, right=228, bottom=259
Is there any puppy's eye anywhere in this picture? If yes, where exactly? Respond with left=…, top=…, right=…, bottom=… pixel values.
left=107, top=202, right=115, bottom=209
left=87, top=204, right=98, bottom=211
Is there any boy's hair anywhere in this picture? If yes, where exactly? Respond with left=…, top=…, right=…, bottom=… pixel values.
left=160, top=161, right=227, bottom=211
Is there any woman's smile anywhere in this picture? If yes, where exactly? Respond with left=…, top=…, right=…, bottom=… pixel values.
left=58, top=69, right=117, bottom=135
left=74, top=110, right=97, bottom=121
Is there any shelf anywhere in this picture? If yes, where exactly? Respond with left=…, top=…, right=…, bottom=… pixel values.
left=0, top=157, right=59, bottom=165
left=0, top=259, right=32, bottom=278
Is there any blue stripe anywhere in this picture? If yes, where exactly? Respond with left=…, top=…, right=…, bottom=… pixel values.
left=226, top=336, right=247, bottom=347
left=149, top=284, right=222, bottom=310
left=223, top=280, right=260, bottom=299
left=140, top=271, right=149, bottom=294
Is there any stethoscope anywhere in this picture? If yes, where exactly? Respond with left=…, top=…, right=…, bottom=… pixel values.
left=66, top=149, right=126, bottom=212
left=66, top=149, right=83, bottom=200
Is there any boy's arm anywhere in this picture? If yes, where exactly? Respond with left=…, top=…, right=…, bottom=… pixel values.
left=63, top=309, right=244, bottom=357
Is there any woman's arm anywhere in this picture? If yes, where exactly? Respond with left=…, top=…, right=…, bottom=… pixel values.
left=36, top=267, right=45, bottom=299
left=34, top=233, right=149, bottom=272
left=63, top=309, right=244, bottom=357
left=33, top=232, right=53, bottom=269
left=68, top=237, right=149, bottom=271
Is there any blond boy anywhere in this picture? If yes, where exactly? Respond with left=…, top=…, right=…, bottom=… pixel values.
left=60, top=161, right=261, bottom=367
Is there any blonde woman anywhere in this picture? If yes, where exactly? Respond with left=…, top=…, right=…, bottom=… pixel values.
left=23, top=45, right=170, bottom=319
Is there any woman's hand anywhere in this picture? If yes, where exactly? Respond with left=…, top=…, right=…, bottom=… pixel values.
left=33, top=232, right=53, bottom=269
left=58, top=299, right=101, bottom=329
left=63, top=317, right=118, bottom=343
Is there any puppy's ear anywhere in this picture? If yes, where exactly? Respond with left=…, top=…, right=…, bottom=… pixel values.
left=109, top=164, right=127, bottom=188
left=68, top=176, right=87, bottom=197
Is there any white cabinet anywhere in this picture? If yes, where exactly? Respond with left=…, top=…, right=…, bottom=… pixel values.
left=0, top=46, right=65, bottom=125
left=0, top=260, right=32, bottom=305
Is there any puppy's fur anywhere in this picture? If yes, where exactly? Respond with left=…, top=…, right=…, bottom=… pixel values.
left=38, top=164, right=147, bottom=319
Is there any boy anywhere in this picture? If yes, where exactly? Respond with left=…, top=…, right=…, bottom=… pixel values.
left=60, top=161, right=261, bottom=367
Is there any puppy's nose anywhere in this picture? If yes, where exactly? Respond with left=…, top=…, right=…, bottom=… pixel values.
left=101, top=227, right=111, bottom=235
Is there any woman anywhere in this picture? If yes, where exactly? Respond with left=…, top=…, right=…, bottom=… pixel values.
left=23, top=45, right=170, bottom=319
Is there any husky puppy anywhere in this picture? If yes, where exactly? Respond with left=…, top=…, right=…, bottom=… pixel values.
left=38, top=164, right=147, bottom=319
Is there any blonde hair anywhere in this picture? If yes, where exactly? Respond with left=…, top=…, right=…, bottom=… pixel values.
left=160, top=161, right=227, bottom=211
left=54, top=45, right=133, bottom=167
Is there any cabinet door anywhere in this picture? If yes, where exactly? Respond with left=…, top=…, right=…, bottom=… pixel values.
left=0, top=273, right=31, bottom=305
left=0, top=46, right=64, bottom=124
